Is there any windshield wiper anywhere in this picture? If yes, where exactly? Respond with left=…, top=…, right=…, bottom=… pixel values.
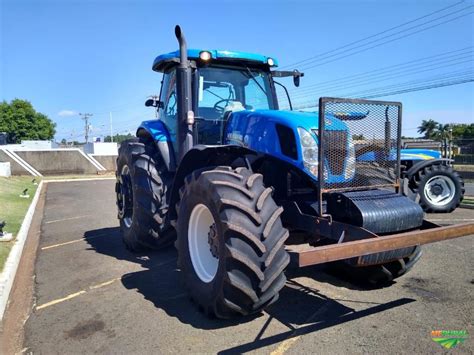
left=241, top=66, right=268, bottom=97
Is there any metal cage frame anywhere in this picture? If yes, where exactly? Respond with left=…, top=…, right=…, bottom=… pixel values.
left=317, top=97, right=403, bottom=215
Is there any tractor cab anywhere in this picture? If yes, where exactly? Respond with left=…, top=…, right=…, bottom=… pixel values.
left=150, top=49, right=296, bottom=149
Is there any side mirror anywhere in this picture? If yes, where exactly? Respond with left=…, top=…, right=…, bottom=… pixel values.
left=145, top=98, right=163, bottom=108
left=293, top=70, right=303, bottom=87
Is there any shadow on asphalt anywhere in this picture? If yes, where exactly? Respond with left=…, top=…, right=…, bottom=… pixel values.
left=84, top=227, right=415, bottom=353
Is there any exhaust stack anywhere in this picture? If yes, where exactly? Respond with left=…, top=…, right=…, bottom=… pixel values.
left=174, top=25, right=194, bottom=162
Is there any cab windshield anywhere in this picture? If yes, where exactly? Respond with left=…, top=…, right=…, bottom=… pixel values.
left=196, top=65, right=276, bottom=144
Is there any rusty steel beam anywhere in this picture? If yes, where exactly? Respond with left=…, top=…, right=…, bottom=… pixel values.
left=298, top=223, right=474, bottom=267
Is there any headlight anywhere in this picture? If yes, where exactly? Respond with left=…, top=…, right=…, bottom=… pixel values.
left=298, top=127, right=319, bottom=178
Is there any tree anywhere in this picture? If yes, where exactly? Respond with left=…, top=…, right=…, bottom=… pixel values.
left=451, top=123, right=474, bottom=141
left=417, top=119, right=438, bottom=139
left=0, top=99, right=56, bottom=143
left=431, top=123, right=450, bottom=157
left=104, top=133, right=134, bottom=143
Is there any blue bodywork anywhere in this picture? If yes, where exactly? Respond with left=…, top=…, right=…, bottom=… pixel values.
left=139, top=109, right=354, bottom=184
left=138, top=120, right=171, bottom=142
left=225, top=110, right=352, bottom=183
left=354, top=147, right=441, bottom=162
left=153, top=49, right=278, bottom=72
left=400, top=148, right=441, bottom=160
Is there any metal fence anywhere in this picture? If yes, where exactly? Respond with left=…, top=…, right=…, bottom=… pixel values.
left=318, top=97, right=402, bottom=194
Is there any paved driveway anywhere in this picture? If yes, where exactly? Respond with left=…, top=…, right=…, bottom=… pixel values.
left=23, top=180, right=473, bottom=354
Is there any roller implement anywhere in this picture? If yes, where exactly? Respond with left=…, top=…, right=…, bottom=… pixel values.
left=115, top=26, right=473, bottom=319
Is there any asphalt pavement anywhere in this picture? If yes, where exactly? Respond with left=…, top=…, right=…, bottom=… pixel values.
left=19, top=180, right=474, bottom=354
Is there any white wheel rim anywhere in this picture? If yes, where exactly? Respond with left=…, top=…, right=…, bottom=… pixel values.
left=188, top=204, right=219, bottom=283
left=424, top=175, right=456, bottom=207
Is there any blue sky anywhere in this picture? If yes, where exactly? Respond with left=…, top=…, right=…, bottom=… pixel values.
left=1, top=0, right=473, bottom=141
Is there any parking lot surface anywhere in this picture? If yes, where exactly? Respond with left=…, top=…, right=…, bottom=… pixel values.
left=23, top=180, right=473, bottom=354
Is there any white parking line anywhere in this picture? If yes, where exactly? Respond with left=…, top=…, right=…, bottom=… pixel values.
left=35, top=259, right=176, bottom=311
left=44, top=215, right=91, bottom=224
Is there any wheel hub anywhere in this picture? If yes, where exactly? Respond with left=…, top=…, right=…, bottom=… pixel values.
left=117, top=165, right=133, bottom=228
left=208, top=223, right=219, bottom=258
left=430, top=184, right=443, bottom=196
left=424, top=175, right=456, bottom=206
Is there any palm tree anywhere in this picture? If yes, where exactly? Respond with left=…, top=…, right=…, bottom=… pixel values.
left=432, top=123, right=450, bottom=157
left=417, top=119, right=438, bottom=139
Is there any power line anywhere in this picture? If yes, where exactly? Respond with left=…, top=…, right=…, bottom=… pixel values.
left=297, top=8, right=473, bottom=71
left=290, top=58, right=473, bottom=99
left=280, top=0, right=467, bottom=69
left=339, top=71, right=473, bottom=97
left=292, top=77, right=473, bottom=110
left=292, top=71, right=473, bottom=105
left=361, top=77, right=473, bottom=99
left=288, top=47, right=472, bottom=95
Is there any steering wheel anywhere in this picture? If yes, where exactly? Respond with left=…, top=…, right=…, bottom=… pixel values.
left=213, top=99, right=241, bottom=112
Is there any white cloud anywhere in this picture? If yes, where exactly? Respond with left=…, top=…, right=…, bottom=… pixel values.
left=58, top=110, right=77, bottom=117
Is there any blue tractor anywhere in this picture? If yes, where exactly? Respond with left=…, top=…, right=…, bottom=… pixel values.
left=116, top=26, right=473, bottom=319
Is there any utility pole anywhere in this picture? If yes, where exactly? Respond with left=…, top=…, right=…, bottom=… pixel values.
left=79, top=113, right=93, bottom=144
left=109, top=112, right=114, bottom=142
left=448, top=125, right=453, bottom=160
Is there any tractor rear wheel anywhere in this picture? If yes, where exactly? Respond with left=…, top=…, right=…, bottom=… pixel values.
left=116, top=138, right=174, bottom=251
left=176, top=166, right=290, bottom=318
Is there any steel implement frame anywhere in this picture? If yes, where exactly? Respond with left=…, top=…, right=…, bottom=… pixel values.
left=295, top=222, right=474, bottom=267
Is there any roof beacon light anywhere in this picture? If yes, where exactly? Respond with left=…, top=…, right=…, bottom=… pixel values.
left=267, top=58, right=275, bottom=66
left=199, top=51, right=212, bottom=61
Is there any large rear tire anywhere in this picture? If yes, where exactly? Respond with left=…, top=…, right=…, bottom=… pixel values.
left=176, top=166, right=290, bottom=318
left=116, top=138, right=174, bottom=251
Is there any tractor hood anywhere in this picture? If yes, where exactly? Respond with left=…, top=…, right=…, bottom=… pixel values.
left=225, top=109, right=354, bottom=183
left=227, top=109, right=347, bottom=133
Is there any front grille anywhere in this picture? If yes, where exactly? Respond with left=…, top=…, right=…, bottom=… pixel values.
left=323, top=130, right=347, bottom=175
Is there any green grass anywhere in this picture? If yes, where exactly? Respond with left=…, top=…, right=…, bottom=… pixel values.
left=0, top=177, right=40, bottom=272
left=462, top=198, right=474, bottom=205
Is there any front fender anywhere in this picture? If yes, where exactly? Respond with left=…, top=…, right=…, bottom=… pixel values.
left=137, top=120, right=176, bottom=171
left=404, top=158, right=453, bottom=180
left=168, top=145, right=258, bottom=221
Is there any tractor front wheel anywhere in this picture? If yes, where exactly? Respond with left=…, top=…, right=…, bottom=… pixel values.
left=176, top=166, right=290, bottom=318
left=409, top=164, right=464, bottom=213
left=116, top=138, right=174, bottom=251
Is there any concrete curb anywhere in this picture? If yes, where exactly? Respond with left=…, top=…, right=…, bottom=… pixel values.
left=0, top=180, right=44, bottom=321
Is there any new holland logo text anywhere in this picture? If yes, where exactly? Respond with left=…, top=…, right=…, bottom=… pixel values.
left=431, top=330, right=468, bottom=349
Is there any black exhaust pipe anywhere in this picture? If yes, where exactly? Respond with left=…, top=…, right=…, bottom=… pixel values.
left=175, top=25, right=194, bottom=162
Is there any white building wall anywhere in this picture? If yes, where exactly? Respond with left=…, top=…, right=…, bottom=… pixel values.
left=83, top=142, right=118, bottom=155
